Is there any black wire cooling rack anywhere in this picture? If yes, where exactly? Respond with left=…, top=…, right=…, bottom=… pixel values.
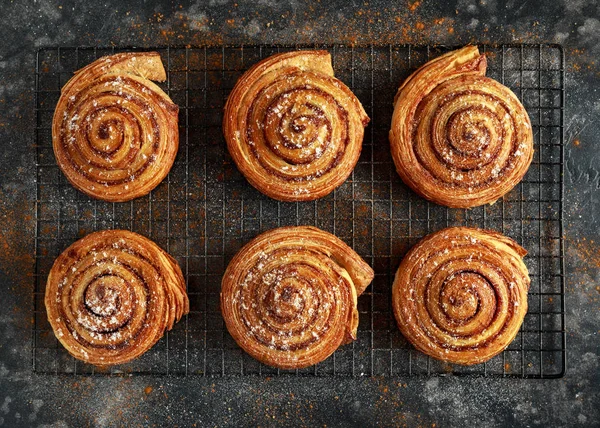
left=33, top=44, right=566, bottom=378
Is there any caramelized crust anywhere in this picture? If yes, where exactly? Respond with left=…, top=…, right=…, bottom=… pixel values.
left=221, top=226, right=374, bottom=369
left=52, top=52, right=179, bottom=202
left=389, top=46, right=533, bottom=208
left=45, top=230, right=189, bottom=366
left=223, top=51, right=369, bottom=201
left=392, top=227, right=530, bottom=365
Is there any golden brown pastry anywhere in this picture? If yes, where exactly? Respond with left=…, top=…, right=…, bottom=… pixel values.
left=392, top=227, right=530, bottom=365
left=45, top=230, right=189, bottom=366
left=221, top=226, right=374, bottom=369
left=52, top=52, right=179, bottom=202
left=223, top=50, right=369, bottom=201
left=389, top=46, right=533, bottom=208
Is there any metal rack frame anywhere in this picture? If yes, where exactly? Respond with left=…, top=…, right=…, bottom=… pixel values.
left=33, top=44, right=566, bottom=378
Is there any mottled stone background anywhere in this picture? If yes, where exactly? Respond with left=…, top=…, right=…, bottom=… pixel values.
left=0, top=1, right=598, bottom=426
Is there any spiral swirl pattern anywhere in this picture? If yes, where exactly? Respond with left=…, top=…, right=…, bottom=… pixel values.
left=390, top=46, right=533, bottom=208
left=45, top=230, right=189, bottom=366
left=392, top=227, right=530, bottom=365
left=221, top=226, right=374, bottom=369
left=224, top=51, right=369, bottom=201
left=53, top=52, right=179, bottom=202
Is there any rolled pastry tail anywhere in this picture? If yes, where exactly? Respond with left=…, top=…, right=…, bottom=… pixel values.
left=390, top=46, right=533, bottom=208
left=392, top=226, right=530, bottom=365
left=221, top=226, right=374, bottom=369
left=45, top=230, right=189, bottom=366
left=224, top=50, right=369, bottom=202
left=53, top=52, right=179, bottom=202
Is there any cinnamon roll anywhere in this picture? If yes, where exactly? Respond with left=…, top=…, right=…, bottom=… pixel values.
left=223, top=50, right=369, bottom=201
left=389, top=46, right=533, bottom=208
left=392, top=227, right=530, bottom=365
left=52, top=52, right=179, bottom=202
left=221, top=226, right=374, bottom=369
left=45, top=230, right=189, bottom=366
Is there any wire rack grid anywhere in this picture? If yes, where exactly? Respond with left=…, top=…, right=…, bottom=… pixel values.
left=33, top=44, right=566, bottom=378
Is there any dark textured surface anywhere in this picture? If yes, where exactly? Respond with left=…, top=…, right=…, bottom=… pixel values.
left=0, top=1, right=598, bottom=426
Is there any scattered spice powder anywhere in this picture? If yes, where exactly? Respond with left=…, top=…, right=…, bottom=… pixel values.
left=408, top=1, right=421, bottom=12
left=575, top=238, right=600, bottom=270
